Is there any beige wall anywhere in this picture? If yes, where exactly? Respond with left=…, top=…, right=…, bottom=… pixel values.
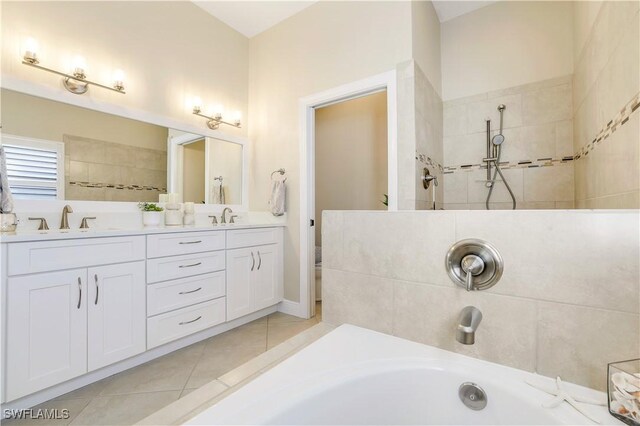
left=440, top=1, right=574, bottom=101
left=1, top=1, right=248, bottom=138
left=1, top=89, right=167, bottom=151
left=249, top=1, right=415, bottom=302
left=315, top=91, right=388, bottom=246
left=573, top=1, right=640, bottom=208
left=183, top=140, right=206, bottom=203
left=322, top=210, right=639, bottom=391
left=411, top=1, right=442, bottom=98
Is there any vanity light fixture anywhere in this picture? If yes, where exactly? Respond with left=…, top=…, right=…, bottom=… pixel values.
left=192, top=99, right=241, bottom=130
left=21, top=37, right=126, bottom=95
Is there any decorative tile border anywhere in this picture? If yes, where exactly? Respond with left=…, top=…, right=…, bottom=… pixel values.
left=441, top=156, right=574, bottom=174
left=69, top=181, right=166, bottom=192
left=574, top=92, right=640, bottom=160
left=440, top=91, right=640, bottom=175
left=415, top=152, right=444, bottom=173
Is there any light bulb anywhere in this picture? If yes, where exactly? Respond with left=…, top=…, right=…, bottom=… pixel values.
left=231, top=111, right=242, bottom=126
left=23, top=37, right=39, bottom=63
left=72, top=55, right=87, bottom=78
left=212, top=104, right=224, bottom=120
left=112, top=69, right=125, bottom=91
left=192, top=97, right=202, bottom=114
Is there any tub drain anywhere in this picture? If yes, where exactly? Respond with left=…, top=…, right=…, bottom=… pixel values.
left=459, top=382, right=487, bottom=410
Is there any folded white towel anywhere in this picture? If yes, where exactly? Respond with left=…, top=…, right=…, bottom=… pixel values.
left=269, top=178, right=286, bottom=216
left=211, top=180, right=225, bottom=204
left=0, top=146, right=14, bottom=213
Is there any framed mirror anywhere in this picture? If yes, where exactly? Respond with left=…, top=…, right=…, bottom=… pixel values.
left=0, top=88, right=246, bottom=208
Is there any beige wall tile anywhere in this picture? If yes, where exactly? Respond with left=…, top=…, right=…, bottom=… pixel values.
left=523, top=163, right=574, bottom=202
left=467, top=168, right=523, bottom=204
left=537, top=302, right=640, bottom=390
left=320, top=211, right=343, bottom=269
left=596, top=113, right=640, bottom=198
left=522, top=83, right=572, bottom=125
left=340, top=211, right=455, bottom=285
left=466, top=93, right=523, bottom=134
left=443, top=173, right=467, bottom=204
left=555, top=120, right=574, bottom=157
left=455, top=210, right=640, bottom=313
left=393, top=281, right=537, bottom=372
left=444, top=103, right=467, bottom=137
left=322, top=268, right=394, bottom=334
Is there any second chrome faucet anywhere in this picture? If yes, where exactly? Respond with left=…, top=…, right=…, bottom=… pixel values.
left=456, top=306, right=482, bottom=345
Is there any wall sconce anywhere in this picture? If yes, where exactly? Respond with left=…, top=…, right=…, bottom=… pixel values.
left=192, top=99, right=241, bottom=130
left=21, top=37, right=126, bottom=95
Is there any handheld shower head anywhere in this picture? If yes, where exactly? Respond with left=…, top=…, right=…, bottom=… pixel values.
left=492, top=134, right=505, bottom=145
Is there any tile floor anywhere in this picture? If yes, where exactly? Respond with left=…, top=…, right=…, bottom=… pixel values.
left=5, top=303, right=321, bottom=426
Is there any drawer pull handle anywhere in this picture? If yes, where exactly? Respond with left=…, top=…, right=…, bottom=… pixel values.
left=257, top=251, right=262, bottom=270
left=179, top=240, right=202, bottom=245
left=179, top=315, right=202, bottom=325
left=179, top=287, right=202, bottom=295
left=77, top=277, right=82, bottom=309
left=251, top=252, right=255, bottom=271
left=179, top=262, right=202, bottom=269
left=94, top=274, right=99, bottom=305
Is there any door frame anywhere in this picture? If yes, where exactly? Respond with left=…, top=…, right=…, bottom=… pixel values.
left=298, top=70, right=398, bottom=319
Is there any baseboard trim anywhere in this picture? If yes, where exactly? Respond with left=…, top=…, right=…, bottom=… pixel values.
left=277, top=299, right=305, bottom=318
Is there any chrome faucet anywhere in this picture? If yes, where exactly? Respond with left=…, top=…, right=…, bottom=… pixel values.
left=221, top=207, right=233, bottom=224
left=456, top=306, right=482, bottom=345
left=60, top=205, right=74, bottom=229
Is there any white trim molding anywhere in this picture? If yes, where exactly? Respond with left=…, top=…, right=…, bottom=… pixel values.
left=298, top=70, right=398, bottom=319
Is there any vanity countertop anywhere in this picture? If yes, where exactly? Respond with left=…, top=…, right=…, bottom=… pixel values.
left=0, top=222, right=286, bottom=243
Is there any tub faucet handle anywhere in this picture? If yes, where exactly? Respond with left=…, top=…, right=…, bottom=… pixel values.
left=461, top=254, right=485, bottom=291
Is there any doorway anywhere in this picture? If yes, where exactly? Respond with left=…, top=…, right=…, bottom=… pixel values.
left=313, top=92, right=389, bottom=309
left=182, top=139, right=206, bottom=203
left=299, top=70, right=398, bottom=319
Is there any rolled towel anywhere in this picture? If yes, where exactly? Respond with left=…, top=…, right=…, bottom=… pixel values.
left=269, top=178, right=286, bottom=216
left=0, top=146, right=14, bottom=213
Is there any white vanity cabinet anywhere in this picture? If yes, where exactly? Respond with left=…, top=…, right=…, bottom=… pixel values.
left=2, top=225, right=284, bottom=406
left=6, top=269, right=88, bottom=401
left=4, top=236, right=146, bottom=401
left=226, top=229, right=283, bottom=321
left=87, top=262, right=146, bottom=371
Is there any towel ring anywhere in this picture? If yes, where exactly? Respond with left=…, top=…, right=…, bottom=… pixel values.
left=271, top=168, right=286, bottom=179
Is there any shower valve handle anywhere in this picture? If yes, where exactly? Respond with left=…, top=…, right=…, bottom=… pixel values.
left=461, top=254, right=485, bottom=291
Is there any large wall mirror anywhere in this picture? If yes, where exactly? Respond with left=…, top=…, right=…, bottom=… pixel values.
left=0, top=89, right=245, bottom=205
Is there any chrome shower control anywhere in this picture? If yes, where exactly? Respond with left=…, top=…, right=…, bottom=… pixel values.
left=461, top=254, right=485, bottom=291
left=445, top=239, right=503, bottom=291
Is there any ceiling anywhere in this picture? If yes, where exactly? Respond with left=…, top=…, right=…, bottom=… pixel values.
left=194, top=1, right=497, bottom=38
left=432, top=1, right=497, bottom=22
left=193, top=1, right=318, bottom=38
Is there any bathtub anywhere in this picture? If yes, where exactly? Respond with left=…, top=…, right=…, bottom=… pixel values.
left=186, top=325, right=620, bottom=425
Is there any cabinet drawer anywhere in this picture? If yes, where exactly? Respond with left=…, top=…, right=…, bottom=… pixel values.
left=147, top=231, right=225, bottom=258
left=8, top=236, right=145, bottom=276
left=147, top=271, right=225, bottom=316
left=146, top=252, right=225, bottom=283
left=226, top=227, right=279, bottom=249
left=147, top=298, right=226, bottom=349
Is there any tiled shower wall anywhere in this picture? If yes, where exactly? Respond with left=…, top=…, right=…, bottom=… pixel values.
left=64, top=135, right=167, bottom=202
left=322, top=210, right=639, bottom=391
left=397, top=60, right=444, bottom=210
left=573, top=1, right=640, bottom=208
left=442, top=76, right=575, bottom=210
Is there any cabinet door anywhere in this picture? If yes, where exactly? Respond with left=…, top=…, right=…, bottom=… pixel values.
left=88, top=261, right=146, bottom=371
left=6, top=269, right=87, bottom=401
left=253, top=244, right=282, bottom=311
left=226, top=247, right=255, bottom=321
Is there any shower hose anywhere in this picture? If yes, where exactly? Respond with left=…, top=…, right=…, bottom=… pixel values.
left=485, top=144, right=517, bottom=210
